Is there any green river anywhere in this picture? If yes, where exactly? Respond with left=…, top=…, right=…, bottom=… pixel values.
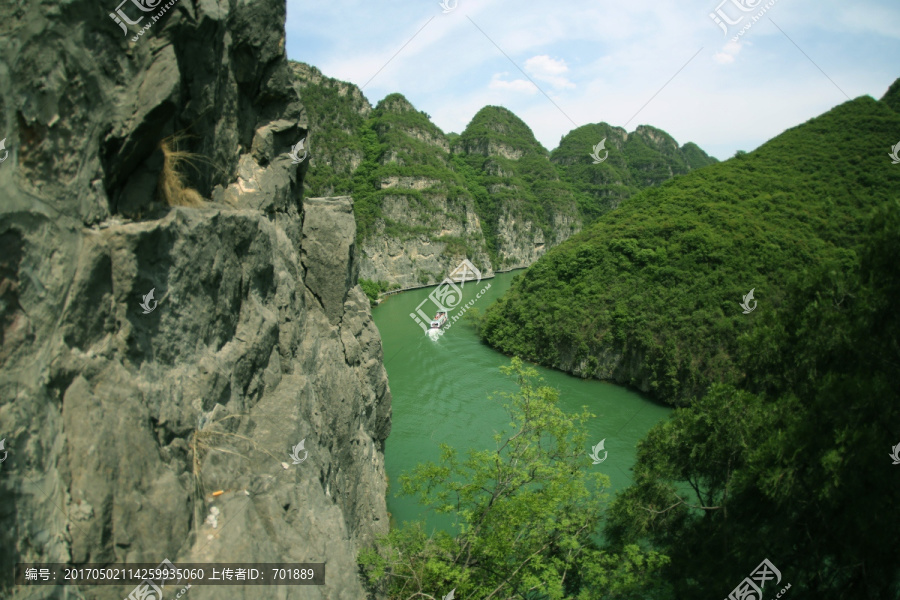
left=373, top=270, right=672, bottom=532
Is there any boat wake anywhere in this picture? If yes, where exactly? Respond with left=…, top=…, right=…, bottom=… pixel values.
left=426, top=311, right=448, bottom=340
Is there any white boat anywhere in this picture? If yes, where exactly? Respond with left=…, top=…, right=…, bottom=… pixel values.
left=427, top=312, right=447, bottom=337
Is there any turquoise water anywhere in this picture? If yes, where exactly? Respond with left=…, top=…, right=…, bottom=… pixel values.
left=372, top=270, right=672, bottom=532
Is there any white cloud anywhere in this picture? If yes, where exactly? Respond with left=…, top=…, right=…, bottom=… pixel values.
left=713, top=40, right=743, bottom=64
left=713, top=52, right=735, bottom=64
left=489, top=73, right=538, bottom=94
left=524, top=55, right=575, bottom=89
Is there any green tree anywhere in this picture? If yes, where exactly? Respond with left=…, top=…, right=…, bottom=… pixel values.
left=360, top=358, right=673, bottom=599
left=359, top=278, right=381, bottom=306
left=605, top=201, right=900, bottom=598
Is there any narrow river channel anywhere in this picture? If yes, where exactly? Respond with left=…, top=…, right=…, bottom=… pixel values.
left=372, top=270, right=672, bottom=533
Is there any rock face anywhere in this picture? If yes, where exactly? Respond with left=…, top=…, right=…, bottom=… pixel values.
left=361, top=192, right=495, bottom=288
left=293, top=70, right=582, bottom=288
left=0, top=1, right=389, bottom=599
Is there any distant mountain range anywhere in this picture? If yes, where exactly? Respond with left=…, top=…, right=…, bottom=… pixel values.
left=291, top=62, right=717, bottom=288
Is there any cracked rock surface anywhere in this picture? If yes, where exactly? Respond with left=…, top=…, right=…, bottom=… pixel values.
left=0, top=0, right=391, bottom=597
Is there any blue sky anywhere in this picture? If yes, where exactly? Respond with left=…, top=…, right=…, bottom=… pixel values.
left=286, top=0, right=900, bottom=160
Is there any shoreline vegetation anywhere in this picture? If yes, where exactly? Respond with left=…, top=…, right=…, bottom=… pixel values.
left=435, top=82, right=900, bottom=597
left=360, top=358, right=673, bottom=598
left=360, top=267, right=526, bottom=307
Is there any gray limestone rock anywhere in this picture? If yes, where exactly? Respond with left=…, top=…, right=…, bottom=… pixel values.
left=301, top=198, right=359, bottom=326
left=0, top=0, right=390, bottom=598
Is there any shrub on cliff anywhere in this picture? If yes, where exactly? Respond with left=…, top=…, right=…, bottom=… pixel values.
left=359, top=278, right=399, bottom=306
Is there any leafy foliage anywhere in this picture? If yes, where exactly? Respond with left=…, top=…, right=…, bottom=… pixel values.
left=450, top=106, right=582, bottom=266
left=480, top=95, right=900, bottom=403
left=291, top=62, right=368, bottom=198
left=550, top=123, right=717, bottom=222
left=881, top=77, right=900, bottom=113
left=605, top=200, right=900, bottom=598
left=359, top=358, right=673, bottom=599
left=454, top=105, right=550, bottom=157
left=359, top=278, right=400, bottom=306
left=348, top=118, right=385, bottom=241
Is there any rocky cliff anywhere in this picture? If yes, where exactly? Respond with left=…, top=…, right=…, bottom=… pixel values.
left=452, top=106, right=583, bottom=271
left=0, top=1, right=389, bottom=599
left=358, top=94, right=497, bottom=288
left=293, top=68, right=582, bottom=288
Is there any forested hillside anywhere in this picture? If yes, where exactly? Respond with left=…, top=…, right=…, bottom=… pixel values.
left=471, top=78, right=900, bottom=599
left=480, top=91, right=900, bottom=403
left=451, top=105, right=581, bottom=268
left=604, top=198, right=900, bottom=598
left=551, top=123, right=717, bottom=221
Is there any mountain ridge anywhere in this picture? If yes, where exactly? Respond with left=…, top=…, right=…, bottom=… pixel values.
left=291, top=61, right=717, bottom=290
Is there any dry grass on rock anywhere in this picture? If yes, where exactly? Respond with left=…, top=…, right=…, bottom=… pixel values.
left=158, top=136, right=205, bottom=207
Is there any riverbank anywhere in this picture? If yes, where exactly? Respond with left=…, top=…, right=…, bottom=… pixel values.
left=376, top=267, right=525, bottom=302
left=372, top=270, right=672, bottom=533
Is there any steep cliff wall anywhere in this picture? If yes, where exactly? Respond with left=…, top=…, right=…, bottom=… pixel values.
left=453, top=106, right=583, bottom=271
left=356, top=94, right=496, bottom=287
left=0, top=1, right=389, bottom=598
left=292, top=66, right=583, bottom=287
